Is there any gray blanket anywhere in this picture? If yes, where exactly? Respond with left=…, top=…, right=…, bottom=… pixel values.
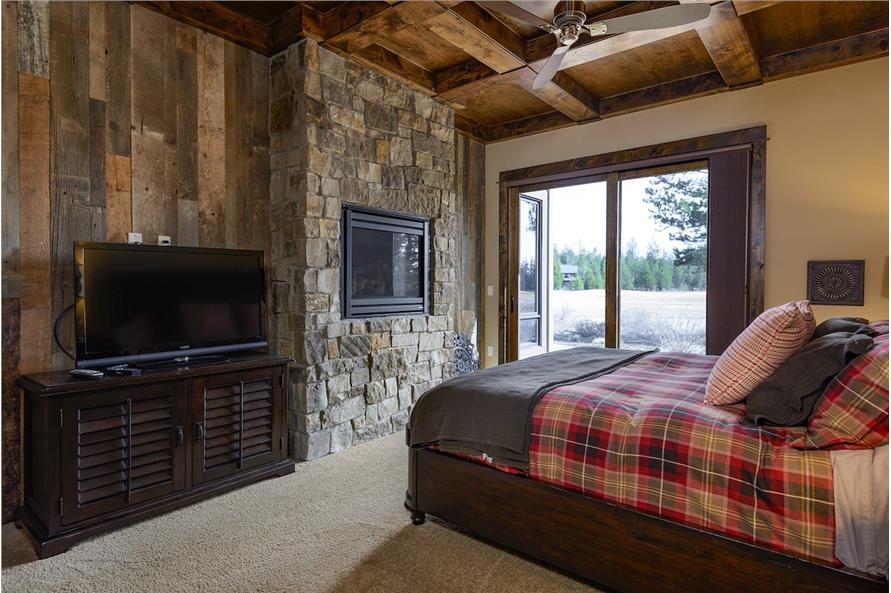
left=408, top=347, right=652, bottom=469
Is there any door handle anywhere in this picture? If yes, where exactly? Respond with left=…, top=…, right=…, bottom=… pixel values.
left=174, top=425, right=184, bottom=448
left=195, top=422, right=205, bottom=442
left=511, top=294, right=515, bottom=314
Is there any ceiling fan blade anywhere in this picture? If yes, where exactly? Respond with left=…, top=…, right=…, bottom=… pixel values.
left=485, top=1, right=556, bottom=31
left=532, top=45, right=569, bottom=90
left=596, top=3, right=711, bottom=35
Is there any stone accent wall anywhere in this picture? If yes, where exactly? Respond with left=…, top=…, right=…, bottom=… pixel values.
left=269, top=40, right=458, bottom=460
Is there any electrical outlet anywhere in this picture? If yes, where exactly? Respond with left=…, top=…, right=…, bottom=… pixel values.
left=158, top=235, right=172, bottom=246
left=127, top=232, right=143, bottom=244
left=487, top=285, right=494, bottom=297
left=486, top=346, right=493, bottom=358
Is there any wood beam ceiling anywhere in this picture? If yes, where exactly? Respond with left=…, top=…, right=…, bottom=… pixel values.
left=138, top=1, right=889, bottom=143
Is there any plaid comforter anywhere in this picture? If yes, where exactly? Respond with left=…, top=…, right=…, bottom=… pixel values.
left=520, top=352, right=836, bottom=564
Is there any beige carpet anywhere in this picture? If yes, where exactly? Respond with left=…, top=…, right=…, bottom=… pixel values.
left=2, top=432, right=601, bottom=593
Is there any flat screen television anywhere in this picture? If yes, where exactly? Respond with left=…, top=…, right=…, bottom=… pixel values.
left=74, top=242, right=267, bottom=369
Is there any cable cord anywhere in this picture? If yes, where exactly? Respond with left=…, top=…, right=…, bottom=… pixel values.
left=53, top=304, right=76, bottom=361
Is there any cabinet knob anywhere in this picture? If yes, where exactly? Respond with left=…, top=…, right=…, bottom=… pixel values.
left=174, top=426, right=184, bottom=448
left=195, top=422, right=206, bottom=442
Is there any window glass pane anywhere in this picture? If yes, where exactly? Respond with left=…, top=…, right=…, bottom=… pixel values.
left=619, top=169, right=708, bottom=353
left=519, top=197, right=539, bottom=314
left=351, top=228, right=421, bottom=299
left=549, top=182, right=607, bottom=350
left=519, top=319, right=539, bottom=344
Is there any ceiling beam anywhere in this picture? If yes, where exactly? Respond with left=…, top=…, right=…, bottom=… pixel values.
left=503, top=68, right=600, bottom=121
left=731, top=0, right=782, bottom=16
left=136, top=1, right=269, bottom=55
left=426, top=2, right=526, bottom=73
left=691, top=1, right=761, bottom=87
left=352, top=43, right=437, bottom=94
left=325, top=2, right=447, bottom=54
left=483, top=111, right=575, bottom=142
left=761, top=29, right=889, bottom=81
left=268, top=4, right=326, bottom=56
left=599, top=71, right=726, bottom=117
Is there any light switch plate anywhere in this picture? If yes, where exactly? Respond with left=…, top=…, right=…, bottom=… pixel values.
left=487, top=285, right=494, bottom=297
left=158, top=235, right=172, bottom=246
left=486, top=346, right=493, bottom=358
left=127, top=232, right=143, bottom=244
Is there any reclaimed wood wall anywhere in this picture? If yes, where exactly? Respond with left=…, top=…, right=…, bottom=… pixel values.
left=454, top=134, right=486, bottom=353
left=1, top=1, right=270, bottom=520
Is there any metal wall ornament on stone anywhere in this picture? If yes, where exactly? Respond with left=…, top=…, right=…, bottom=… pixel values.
left=269, top=39, right=462, bottom=461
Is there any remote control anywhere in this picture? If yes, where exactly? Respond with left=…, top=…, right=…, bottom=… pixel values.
left=106, top=365, right=141, bottom=376
left=70, top=369, right=104, bottom=379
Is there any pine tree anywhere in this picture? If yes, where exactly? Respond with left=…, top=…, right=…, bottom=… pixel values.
left=643, top=172, right=708, bottom=267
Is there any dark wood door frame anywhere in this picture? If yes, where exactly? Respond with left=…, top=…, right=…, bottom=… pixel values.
left=498, top=126, right=766, bottom=363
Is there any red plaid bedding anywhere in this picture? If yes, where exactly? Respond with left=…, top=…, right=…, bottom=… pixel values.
left=527, top=352, right=836, bottom=564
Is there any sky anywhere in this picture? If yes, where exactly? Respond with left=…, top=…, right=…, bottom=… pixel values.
left=526, top=172, right=707, bottom=257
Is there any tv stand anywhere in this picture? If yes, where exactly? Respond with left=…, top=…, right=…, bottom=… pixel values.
left=15, top=353, right=293, bottom=558
left=132, top=354, right=231, bottom=372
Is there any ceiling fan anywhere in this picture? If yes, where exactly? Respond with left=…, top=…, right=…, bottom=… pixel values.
left=489, top=1, right=712, bottom=89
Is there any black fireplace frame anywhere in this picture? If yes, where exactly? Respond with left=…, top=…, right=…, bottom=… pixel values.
left=342, top=204, right=430, bottom=318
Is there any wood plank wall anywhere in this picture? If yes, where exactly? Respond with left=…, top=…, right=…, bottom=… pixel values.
left=454, top=133, right=486, bottom=355
left=0, top=1, right=270, bottom=521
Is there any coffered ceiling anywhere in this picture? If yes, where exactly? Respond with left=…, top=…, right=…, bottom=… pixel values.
left=140, top=1, right=889, bottom=142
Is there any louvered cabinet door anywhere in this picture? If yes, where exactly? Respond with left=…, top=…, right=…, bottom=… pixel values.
left=60, top=382, right=188, bottom=524
left=192, top=367, right=285, bottom=485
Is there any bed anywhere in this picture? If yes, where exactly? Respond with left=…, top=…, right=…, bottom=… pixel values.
left=405, top=337, right=888, bottom=593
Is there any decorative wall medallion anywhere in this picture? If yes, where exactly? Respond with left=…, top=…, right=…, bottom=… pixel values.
left=453, top=332, right=480, bottom=376
left=807, top=260, right=865, bottom=305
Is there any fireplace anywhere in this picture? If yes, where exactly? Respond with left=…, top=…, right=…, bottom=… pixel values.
left=342, top=205, right=430, bottom=318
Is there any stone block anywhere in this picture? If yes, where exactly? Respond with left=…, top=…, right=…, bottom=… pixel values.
left=419, top=332, right=444, bottom=351
left=389, top=137, right=413, bottom=166
left=379, top=396, right=398, bottom=418
left=341, top=334, right=372, bottom=357
left=326, top=374, right=351, bottom=404
left=370, top=332, right=390, bottom=349
left=319, top=48, right=346, bottom=81
left=357, top=79, right=384, bottom=103
left=365, top=101, right=397, bottom=132
left=324, top=395, right=365, bottom=425
left=391, top=333, right=419, bottom=348
left=369, top=318, right=393, bottom=332
left=354, top=420, right=391, bottom=445
left=330, top=422, right=353, bottom=453
left=298, top=381, right=328, bottom=413
left=391, top=410, right=410, bottom=431
left=330, top=104, right=365, bottom=132
left=350, top=367, right=370, bottom=387
left=428, top=315, right=449, bottom=331
left=386, top=377, right=399, bottom=396
left=298, top=429, right=331, bottom=460
left=327, top=322, right=348, bottom=338
left=411, top=317, right=428, bottom=332
left=326, top=338, right=339, bottom=359
left=391, top=318, right=411, bottom=334
left=351, top=322, right=368, bottom=334
left=365, top=380, right=387, bottom=404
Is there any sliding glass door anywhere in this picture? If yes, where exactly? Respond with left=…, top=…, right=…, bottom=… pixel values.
left=513, top=163, right=719, bottom=359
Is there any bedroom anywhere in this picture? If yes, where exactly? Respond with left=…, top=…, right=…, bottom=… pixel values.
left=0, top=1, right=887, bottom=592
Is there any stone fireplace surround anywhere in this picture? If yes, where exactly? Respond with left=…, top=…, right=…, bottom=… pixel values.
left=268, top=40, right=460, bottom=460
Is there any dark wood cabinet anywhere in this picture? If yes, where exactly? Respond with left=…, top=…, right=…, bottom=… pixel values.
left=15, top=354, right=294, bottom=558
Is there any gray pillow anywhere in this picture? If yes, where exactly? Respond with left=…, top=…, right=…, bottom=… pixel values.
left=744, top=332, right=874, bottom=426
left=811, top=317, right=876, bottom=340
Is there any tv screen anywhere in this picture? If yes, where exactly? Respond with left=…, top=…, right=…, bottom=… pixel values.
left=75, top=243, right=266, bottom=368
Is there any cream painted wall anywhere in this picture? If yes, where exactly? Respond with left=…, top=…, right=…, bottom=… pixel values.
left=483, top=58, right=889, bottom=367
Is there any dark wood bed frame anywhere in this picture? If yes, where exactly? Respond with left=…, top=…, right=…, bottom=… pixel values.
left=405, top=446, right=886, bottom=593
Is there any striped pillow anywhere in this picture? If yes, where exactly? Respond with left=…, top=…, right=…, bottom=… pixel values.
left=705, top=300, right=815, bottom=406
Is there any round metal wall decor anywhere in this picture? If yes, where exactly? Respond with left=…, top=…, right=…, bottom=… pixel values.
left=453, top=332, right=480, bottom=376
left=807, top=260, right=865, bottom=306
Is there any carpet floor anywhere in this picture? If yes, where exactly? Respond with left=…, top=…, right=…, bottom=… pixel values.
left=1, top=433, right=601, bottom=593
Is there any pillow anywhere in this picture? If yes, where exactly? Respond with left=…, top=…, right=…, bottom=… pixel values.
left=705, top=300, right=815, bottom=406
left=811, top=317, right=876, bottom=340
left=744, top=332, right=874, bottom=426
left=799, top=333, right=888, bottom=449
left=870, top=320, right=889, bottom=335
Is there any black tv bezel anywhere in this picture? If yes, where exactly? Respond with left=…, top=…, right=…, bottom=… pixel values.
left=74, top=242, right=268, bottom=369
